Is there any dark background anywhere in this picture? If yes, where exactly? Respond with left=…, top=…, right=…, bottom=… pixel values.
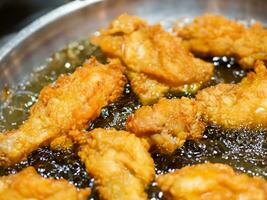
left=0, top=0, right=71, bottom=43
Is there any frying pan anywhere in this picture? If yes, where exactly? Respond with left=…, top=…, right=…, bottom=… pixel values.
left=0, top=0, right=266, bottom=198
left=0, top=0, right=266, bottom=89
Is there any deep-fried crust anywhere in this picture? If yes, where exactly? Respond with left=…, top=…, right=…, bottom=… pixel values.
left=196, top=60, right=267, bottom=128
left=157, top=163, right=267, bottom=200
left=127, top=70, right=201, bottom=105
left=126, top=98, right=205, bottom=153
left=0, top=58, right=126, bottom=166
left=92, top=14, right=213, bottom=104
left=0, top=167, right=90, bottom=200
left=70, top=128, right=155, bottom=200
left=176, top=14, right=267, bottom=69
left=126, top=71, right=169, bottom=105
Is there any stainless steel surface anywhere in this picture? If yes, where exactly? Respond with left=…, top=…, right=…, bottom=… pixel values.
left=0, top=0, right=266, bottom=89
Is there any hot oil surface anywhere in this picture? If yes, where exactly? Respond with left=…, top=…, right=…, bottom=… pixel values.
left=0, top=42, right=266, bottom=200
left=153, top=127, right=267, bottom=177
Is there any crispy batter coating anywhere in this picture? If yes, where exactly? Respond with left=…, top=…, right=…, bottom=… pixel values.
left=196, top=60, right=267, bottom=128
left=92, top=14, right=213, bottom=104
left=126, top=71, right=169, bottom=105
left=50, top=135, right=74, bottom=150
left=70, top=128, right=155, bottom=200
left=127, top=70, right=201, bottom=105
left=0, top=58, right=126, bottom=166
left=126, top=98, right=205, bottom=153
left=0, top=166, right=90, bottom=200
left=157, top=163, right=267, bottom=200
left=176, top=14, right=267, bottom=69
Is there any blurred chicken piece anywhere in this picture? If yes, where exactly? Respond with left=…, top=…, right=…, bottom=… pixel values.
left=126, top=98, right=205, bottom=153
left=196, top=60, right=267, bottom=129
left=0, top=167, right=90, bottom=200
left=0, top=58, right=126, bottom=166
left=70, top=128, right=155, bottom=200
left=92, top=14, right=213, bottom=104
left=157, top=163, right=267, bottom=200
left=176, top=14, right=267, bottom=69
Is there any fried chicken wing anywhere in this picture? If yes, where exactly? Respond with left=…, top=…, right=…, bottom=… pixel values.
left=157, top=163, right=267, bottom=200
left=126, top=98, right=205, bottom=153
left=0, top=166, right=90, bottom=200
left=92, top=14, right=213, bottom=104
left=70, top=128, right=155, bottom=200
left=176, top=14, right=267, bottom=69
left=196, top=60, right=267, bottom=128
left=0, top=58, right=126, bottom=166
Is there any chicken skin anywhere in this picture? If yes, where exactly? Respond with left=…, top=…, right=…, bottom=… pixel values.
left=157, top=163, right=267, bottom=200
left=92, top=14, right=213, bottom=104
left=196, top=60, right=267, bottom=129
left=0, top=167, right=90, bottom=200
left=126, top=98, right=205, bottom=153
left=0, top=58, right=126, bottom=166
left=70, top=128, right=155, bottom=200
left=176, top=14, right=267, bottom=69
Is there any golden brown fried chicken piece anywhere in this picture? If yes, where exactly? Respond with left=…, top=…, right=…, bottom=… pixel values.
left=0, top=167, right=90, bottom=200
left=157, top=163, right=267, bottom=200
left=92, top=14, right=214, bottom=104
left=196, top=60, right=267, bottom=129
left=176, top=14, right=267, bottom=69
left=126, top=71, right=169, bottom=105
left=0, top=58, right=126, bottom=166
left=126, top=98, right=205, bottom=153
left=127, top=70, right=201, bottom=105
left=70, top=128, right=155, bottom=200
